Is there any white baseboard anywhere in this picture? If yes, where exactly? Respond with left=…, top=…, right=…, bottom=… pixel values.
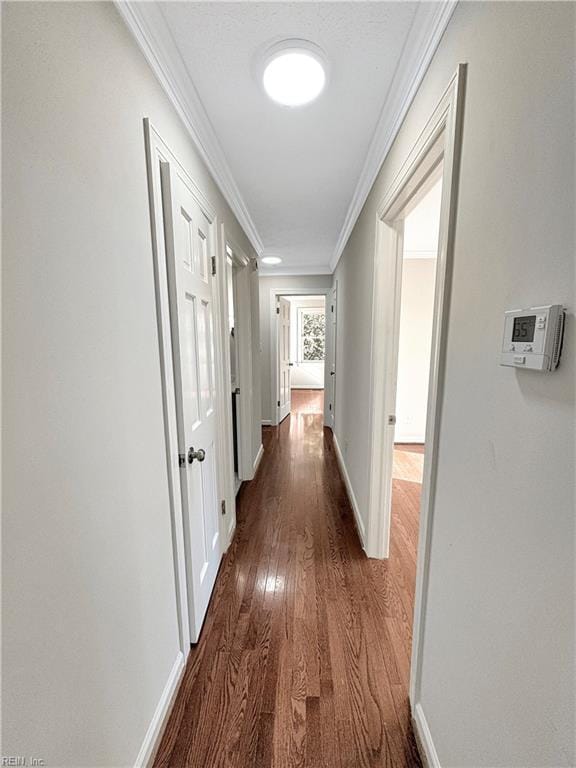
left=412, top=702, right=441, bottom=768
left=134, top=651, right=185, bottom=768
left=227, top=517, right=237, bottom=548
left=261, top=419, right=272, bottom=426
left=332, top=433, right=366, bottom=547
left=253, top=443, right=264, bottom=476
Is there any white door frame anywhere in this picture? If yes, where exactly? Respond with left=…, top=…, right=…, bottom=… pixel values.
left=144, top=119, right=233, bottom=653
left=327, top=281, right=338, bottom=430
left=222, top=229, right=256, bottom=485
left=363, top=66, right=466, bottom=707
left=269, top=287, right=331, bottom=427
left=277, top=297, right=292, bottom=423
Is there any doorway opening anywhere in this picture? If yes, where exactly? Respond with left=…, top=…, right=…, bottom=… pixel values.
left=276, top=294, right=326, bottom=422
left=226, top=246, right=241, bottom=495
left=393, top=176, right=442, bottom=487
left=223, top=239, right=254, bottom=495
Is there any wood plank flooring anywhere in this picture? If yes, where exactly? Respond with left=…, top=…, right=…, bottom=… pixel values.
left=393, top=447, right=424, bottom=484
left=154, top=389, right=423, bottom=768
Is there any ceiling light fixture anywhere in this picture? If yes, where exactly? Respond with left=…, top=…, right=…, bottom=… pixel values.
left=261, top=255, right=283, bottom=265
left=261, top=40, right=327, bottom=107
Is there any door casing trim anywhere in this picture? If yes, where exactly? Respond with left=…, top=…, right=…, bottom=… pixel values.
left=363, top=66, right=467, bottom=712
left=144, top=118, right=232, bottom=653
left=222, top=228, right=258, bottom=488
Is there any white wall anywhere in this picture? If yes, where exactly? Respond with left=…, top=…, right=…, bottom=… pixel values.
left=334, top=2, right=575, bottom=766
left=403, top=176, right=443, bottom=259
left=2, top=3, right=258, bottom=765
left=395, top=259, right=436, bottom=443
left=287, top=296, right=325, bottom=389
left=259, top=275, right=332, bottom=422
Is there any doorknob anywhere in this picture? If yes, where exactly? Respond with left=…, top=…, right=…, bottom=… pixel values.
left=188, top=447, right=206, bottom=463
left=330, top=371, right=336, bottom=375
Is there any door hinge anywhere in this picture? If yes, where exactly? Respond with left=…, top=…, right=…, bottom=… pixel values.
left=277, top=400, right=281, bottom=407
left=221, top=500, right=226, bottom=516
left=329, top=403, right=332, bottom=411
left=276, top=306, right=280, bottom=314
left=178, top=453, right=186, bottom=467
left=211, top=255, right=216, bottom=276
left=388, top=415, right=397, bottom=425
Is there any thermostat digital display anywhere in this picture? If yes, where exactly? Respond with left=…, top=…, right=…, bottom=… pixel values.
left=500, top=304, right=565, bottom=372
left=512, top=315, right=536, bottom=342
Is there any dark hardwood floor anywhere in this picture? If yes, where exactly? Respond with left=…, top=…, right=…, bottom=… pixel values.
left=154, top=389, right=422, bottom=768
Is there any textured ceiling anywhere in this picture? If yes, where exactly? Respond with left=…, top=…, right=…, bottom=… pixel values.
left=158, top=2, right=420, bottom=272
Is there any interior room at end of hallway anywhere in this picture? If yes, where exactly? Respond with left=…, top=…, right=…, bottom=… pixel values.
left=258, top=275, right=333, bottom=425
left=286, top=295, right=326, bottom=391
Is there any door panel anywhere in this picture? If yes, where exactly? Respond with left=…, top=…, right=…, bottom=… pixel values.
left=278, top=297, right=291, bottom=422
left=198, top=298, right=215, bottom=418
left=183, top=293, right=201, bottom=428
left=161, top=161, right=221, bottom=642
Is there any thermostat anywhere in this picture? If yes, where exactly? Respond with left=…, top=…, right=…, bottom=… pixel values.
left=500, top=304, right=565, bottom=371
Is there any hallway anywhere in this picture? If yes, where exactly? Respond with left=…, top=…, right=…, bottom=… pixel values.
left=154, top=390, right=422, bottom=768
left=4, top=3, right=575, bottom=765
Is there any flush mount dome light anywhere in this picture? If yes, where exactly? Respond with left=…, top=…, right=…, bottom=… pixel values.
left=262, top=40, right=327, bottom=107
left=261, top=255, right=283, bottom=265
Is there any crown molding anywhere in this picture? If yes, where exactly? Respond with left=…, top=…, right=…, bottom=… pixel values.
left=114, top=1, right=264, bottom=256
left=329, top=0, right=458, bottom=273
left=259, top=264, right=333, bottom=278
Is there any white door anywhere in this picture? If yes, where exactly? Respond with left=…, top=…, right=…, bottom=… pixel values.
left=328, top=284, right=337, bottom=428
left=278, top=297, right=291, bottom=422
left=161, top=161, right=221, bottom=643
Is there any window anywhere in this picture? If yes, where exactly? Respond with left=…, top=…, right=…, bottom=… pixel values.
left=298, top=308, right=325, bottom=362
